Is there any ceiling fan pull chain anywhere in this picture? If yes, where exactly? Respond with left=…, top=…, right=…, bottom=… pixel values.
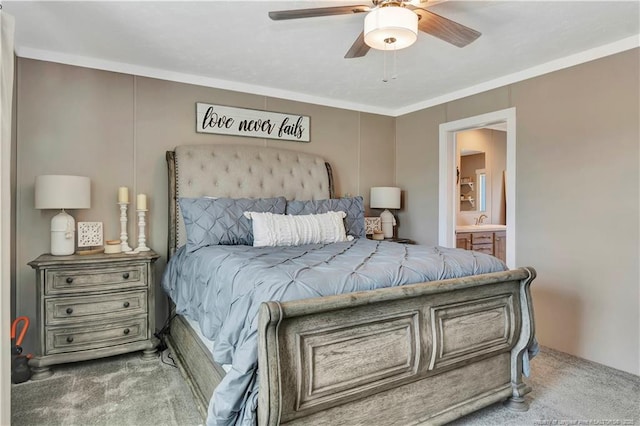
left=392, top=44, right=398, bottom=80
left=382, top=43, right=389, bottom=82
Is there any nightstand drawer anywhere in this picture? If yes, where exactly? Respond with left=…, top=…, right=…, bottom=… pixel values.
left=470, top=232, right=494, bottom=244
left=45, top=291, right=147, bottom=326
left=46, top=264, right=147, bottom=295
left=45, top=317, right=148, bottom=355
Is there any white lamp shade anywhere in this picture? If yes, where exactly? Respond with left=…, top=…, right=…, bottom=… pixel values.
left=370, top=187, right=401, bottom=209
left=35, top=175, right=91, bottom=210
left=364, top=7, right=418, bottom=50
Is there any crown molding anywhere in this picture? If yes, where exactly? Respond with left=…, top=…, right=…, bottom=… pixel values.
left=16, top=34, right=639, bottom=118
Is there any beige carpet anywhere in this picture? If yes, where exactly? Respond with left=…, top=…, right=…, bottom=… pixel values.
left=11, top=347, right=640, bottom=425
left=11, top=351, right=203, bottom=426
left=453, top=347, right=639, bottom=425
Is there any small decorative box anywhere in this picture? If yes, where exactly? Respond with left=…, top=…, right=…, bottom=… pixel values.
left=104, top=240, right=122, bottom=254
left=365, top=217, right=381, bottom=235
left=77, top=222, right=103, bottom=248
left=371, top=230, right=384, bottom=240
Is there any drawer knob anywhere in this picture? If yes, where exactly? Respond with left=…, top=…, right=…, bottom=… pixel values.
left=123, top=302, right=130, bottom=308
left=65, top=277, right=74, bottom=284
left=66, top=336, right=74, bottom=343
left=66, top=308, right=73, bottom=315
left=123, top=328, right=130, bottom=335
left=122, top=272, right=130, bottom=279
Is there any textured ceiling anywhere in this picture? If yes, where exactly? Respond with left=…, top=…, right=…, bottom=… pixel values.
left=4, top=1, right=639, bottom=116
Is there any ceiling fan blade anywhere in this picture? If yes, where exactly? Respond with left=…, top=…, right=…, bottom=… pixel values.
left=344, top=31, right=370, bottom=58
left=269, top=5, right=370, bottom=20
left=409, top=7, right=481, bottom=47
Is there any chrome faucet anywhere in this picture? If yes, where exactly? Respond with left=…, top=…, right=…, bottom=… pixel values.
left=475, top=214, right=488, bottom=225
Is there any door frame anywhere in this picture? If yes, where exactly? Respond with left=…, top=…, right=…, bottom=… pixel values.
left=438, top=108, right=517, bottom=268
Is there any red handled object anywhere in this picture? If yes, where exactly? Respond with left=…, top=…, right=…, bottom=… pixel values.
left=11, top=316, right=29, bottom=351
left=11, top=316, right=32, bottom=383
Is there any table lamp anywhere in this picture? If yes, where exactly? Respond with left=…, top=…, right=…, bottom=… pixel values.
left=370, top=186, right=401, bottom=238
left=35, top=175, right=91, bottom=255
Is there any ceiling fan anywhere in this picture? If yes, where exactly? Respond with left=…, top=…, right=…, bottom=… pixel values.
left=269, top=0, right=481, bottom=59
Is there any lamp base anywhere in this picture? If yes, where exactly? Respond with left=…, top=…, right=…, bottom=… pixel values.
left=380, top=209, right=396, bottom=239
left=50, top=210, right=75, bottom=256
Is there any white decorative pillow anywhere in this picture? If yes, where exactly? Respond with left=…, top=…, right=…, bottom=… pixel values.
left=243, top=211, right=354, bottom=247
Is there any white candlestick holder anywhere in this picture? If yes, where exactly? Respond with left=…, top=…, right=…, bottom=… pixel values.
left=134, top=209, right=150, bottom=252
left=118, top=202, right=133, bottom=252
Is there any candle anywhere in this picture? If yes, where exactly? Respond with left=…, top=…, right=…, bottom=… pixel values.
left=118, top=187, right=129, bottom=203
left=137, top=193, right=147, bottom=210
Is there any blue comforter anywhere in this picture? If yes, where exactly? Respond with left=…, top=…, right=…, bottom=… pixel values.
left=162, top=238, right=507, bottom=426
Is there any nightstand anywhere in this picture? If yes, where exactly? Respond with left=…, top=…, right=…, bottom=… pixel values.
left=386, top=237, right=415, bottom=244
left=27, top=250, right=160, bottom=380
left=367, top=236, right=415, bottom=244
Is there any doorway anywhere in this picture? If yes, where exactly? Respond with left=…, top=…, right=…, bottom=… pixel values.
left=438, top=108, right=517, bottom=268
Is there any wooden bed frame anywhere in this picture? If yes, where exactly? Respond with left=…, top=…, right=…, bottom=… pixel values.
left=164, top=144, right=536, bottom=425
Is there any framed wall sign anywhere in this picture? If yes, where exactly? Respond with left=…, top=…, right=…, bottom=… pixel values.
left=196, top=103, right=310, bottom=142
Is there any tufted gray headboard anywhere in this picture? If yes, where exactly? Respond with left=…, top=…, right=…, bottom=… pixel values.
left=166, top=144, right=335, bottom=257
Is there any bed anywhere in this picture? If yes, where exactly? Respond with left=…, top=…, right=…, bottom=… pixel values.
left=162, top=144, right=536, bottom=426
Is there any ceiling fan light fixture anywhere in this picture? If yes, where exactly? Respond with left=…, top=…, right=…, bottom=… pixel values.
left=364, top=6, right=418, bottom=51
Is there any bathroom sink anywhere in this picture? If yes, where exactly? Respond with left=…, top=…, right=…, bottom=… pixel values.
left=456, top=224, right=507, bottom=232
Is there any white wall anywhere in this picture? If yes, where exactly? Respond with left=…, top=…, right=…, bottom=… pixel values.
left=1, top=12, right=16, bottom=426
left=13, top=59, right=396, bottom=355
left=396, top=49, right=640, bottom=375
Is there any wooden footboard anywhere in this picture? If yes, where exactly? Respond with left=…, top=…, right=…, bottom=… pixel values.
left=257, top=267, right=536, bottom=425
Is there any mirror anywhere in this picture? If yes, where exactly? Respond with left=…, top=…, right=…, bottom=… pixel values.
left=454, top=126, right=507, bottom=227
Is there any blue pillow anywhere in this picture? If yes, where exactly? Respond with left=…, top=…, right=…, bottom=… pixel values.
left=286, top=196, right=365, bottom=238
left=179, top=196, right=287, bottom=252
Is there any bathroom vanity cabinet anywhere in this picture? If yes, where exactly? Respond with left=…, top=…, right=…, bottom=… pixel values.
left=494, top=231, right=506, bottom=262
left=456, top=229, right=506, bottom=262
